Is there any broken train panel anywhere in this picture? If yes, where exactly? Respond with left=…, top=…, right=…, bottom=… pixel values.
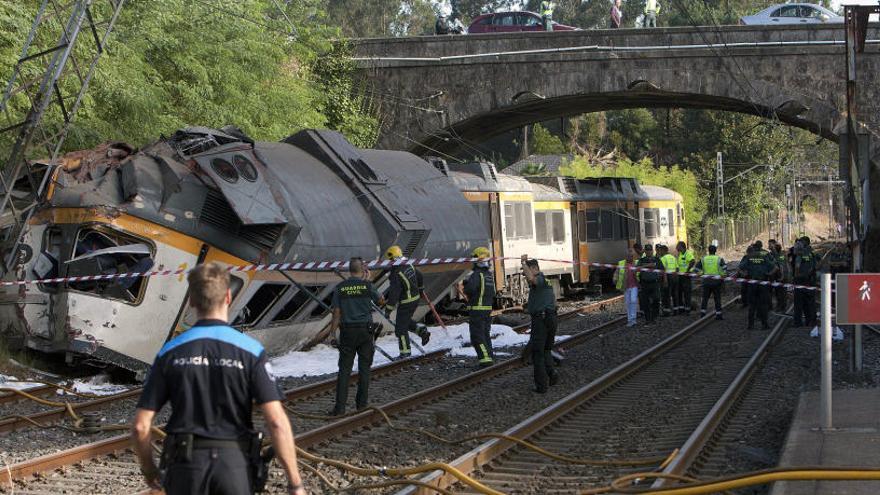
left=0, top=128, right=485, bottom=372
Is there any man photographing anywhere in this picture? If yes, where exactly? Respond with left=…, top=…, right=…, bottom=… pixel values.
left=131, top=262, right=306, bottom=495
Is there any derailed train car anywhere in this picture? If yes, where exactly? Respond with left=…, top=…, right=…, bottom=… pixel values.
left=0, top=127, right=486, bottom=373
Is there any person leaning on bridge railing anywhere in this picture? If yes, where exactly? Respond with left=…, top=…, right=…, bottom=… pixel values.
left=611, top=0, right=623, bottom=28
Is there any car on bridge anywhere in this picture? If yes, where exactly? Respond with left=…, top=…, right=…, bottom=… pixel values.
left=739, top=3, right=842, bottom=24
left=468, top=11, right=578, bottom=33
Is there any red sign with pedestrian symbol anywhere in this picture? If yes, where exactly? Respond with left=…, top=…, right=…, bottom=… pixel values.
left=836, top=274, right=880, bottom=324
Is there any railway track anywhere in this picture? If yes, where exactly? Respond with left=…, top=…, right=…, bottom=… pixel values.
left=398, top=298, right=791, bottom=495
left=1, top=297, right=625, bottom=494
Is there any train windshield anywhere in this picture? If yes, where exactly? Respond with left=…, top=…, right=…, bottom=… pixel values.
left=64, top=226, right=155, bottom=303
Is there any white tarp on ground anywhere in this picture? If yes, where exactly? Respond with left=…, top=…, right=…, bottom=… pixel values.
left=70, top=374, right=130, bottom=396
left=0, top=374, right=42, bottom=391
left=270, top=323, right=536, bottom=378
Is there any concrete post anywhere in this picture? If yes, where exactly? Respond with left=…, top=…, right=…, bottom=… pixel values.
left=821, top=272, right=833, bottom=429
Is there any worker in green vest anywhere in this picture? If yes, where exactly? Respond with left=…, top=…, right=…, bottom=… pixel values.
left=644, top=0, right=660, bottom=27
left=658, top=245, right=678, bottom=316
left=540, top=1, right=555, bottom=31
left=693, top=245, right=727, bottom=320
left=675, top=241, right=696, bottom=314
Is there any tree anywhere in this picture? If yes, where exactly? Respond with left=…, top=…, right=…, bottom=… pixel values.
left=531, top=123, right=567, bottom=154
left=0, top=0, right=378, bottom=154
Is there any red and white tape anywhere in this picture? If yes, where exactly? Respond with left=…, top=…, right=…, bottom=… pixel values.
left=0, top=255, right=822, bottom=291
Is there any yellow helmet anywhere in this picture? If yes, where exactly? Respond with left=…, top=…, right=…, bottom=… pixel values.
left=385, top=245, right=403, bottom=260
left=472, top=246, right=490, bottom=259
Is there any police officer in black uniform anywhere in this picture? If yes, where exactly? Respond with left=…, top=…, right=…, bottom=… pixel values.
left=384, top=245, right=430, bottom=359
left=328, top=257, right=384, bottom=416
left=461, top=247, right=496, bottom=367
left=738, top=240, right=778, bottom=330
left=792, top=237, right=818, bottom=328
left=132, top=262, right=307, bottom=495
left=637, top=244, right=664, bottom=324
left=521, top=255, right=558, bottom=393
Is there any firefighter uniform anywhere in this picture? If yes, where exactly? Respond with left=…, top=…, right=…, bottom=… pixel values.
left=792, top=246, right=817, bottom=328
left=739, top=249, right=775, bottom=329
left=637, top=253, right=662, bottom=323
left=330, top=276, right=381, bottom=414
left=462, top=251, right=496, bottom=367
left=675, top=248, right=695, bottom=313
left=137, top=320, right=283, bottom=495
left=660, top=249, right=678, bottom=316
left=386, top=247, right=430, bottom=358
left=694, top=253, right=726, bottom=319
left=527, top=272, right=558, bottom=393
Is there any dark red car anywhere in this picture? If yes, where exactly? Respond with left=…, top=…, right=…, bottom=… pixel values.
left=467, top=11, right=578, bottom=33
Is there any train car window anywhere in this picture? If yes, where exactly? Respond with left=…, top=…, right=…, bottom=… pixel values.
left=585, top=211, right=600, bottom=242
left=628, top=209, right=638, bottom=239
left=504, top=203, right=515, bottom=239
left=67, top=226, right=155, bottom=304
left=600, top=210, right=614, bottom=240
left=517, top=203, right=533, bottom=238
left=644, top=209, right=658, bottom=238
left=535, top=211, right=550, bottom=245
left=505, top=202, right=533, bottom=240
left=551, top=211, right=565, bottom=244
left=677, top=204, right=682, bottom=225
left=309, top=290, right=335, bottom=319
left=617, top=209, right=629, bottom=240
left=577, top=210, right=586, bottom=243
left=35, top=227, right=63, bottom=292
left=272, top=285, right=325, bottom=322
left=667, top=208, right=675, bottom=236
left=230, top=275, right=245, bottom=301
left=234, top=283, right=288, bottom=327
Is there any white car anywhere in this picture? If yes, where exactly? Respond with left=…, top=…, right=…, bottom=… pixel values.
left=739, top=3, right=843, bottom=25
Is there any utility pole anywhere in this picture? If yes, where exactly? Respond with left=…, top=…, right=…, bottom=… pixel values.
left=716, top=151, right=725, bottom=247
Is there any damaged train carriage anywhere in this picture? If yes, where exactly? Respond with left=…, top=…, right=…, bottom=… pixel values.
left=0, top=127, right=486, bottom=373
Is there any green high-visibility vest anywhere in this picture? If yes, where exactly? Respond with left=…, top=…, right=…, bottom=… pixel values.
left=660, top=254, right=677, bottom=273
left=701, top=255, right=724, bottom=276
left=541, top=1, right=554, bottom=16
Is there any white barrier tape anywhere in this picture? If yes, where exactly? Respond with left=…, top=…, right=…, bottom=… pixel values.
left=0, top=255, right=822, bottom=291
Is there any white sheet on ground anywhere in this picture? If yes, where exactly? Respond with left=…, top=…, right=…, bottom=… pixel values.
left=269, top=321, right=569, bottom=379
left=70, top=374, right=129, bottom=396
left=0, top=374, right=42, bottom=391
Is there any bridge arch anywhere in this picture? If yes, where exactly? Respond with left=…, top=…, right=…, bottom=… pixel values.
left=352, top=25, right=878, bottom=155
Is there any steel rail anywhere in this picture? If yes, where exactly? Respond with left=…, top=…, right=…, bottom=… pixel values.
left=0, top=300, right=623, bottom=485
left=397, top=298, right=739, bottom=495
left=289, top=313, right=626, bottom=449
left=652, top=305, right=792, bottom=487
left=0, top=350, right=446, bottom=484
left=0, top=384, right=56, bottom=406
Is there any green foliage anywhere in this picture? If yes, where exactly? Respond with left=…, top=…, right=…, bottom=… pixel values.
left=560, top=156, right=707, bottom=242
left=326, top=0, right=439, bottom=37
left=531, top=123, right=566, bottom=155
left=520, top=163, right=548, bottom=176
left=0, top=0, right=377, bottom=154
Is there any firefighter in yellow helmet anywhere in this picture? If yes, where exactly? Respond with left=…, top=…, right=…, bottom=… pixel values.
left=460, top=247, right=497, bottom=367
left=384, top=245, right=430, bottom=359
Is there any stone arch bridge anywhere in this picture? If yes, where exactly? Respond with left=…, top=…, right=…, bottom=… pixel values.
left=351, top=24, right=880, bottom=266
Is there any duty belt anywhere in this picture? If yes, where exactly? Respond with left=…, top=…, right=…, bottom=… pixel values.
left=192, top=436, right=250, bottom=451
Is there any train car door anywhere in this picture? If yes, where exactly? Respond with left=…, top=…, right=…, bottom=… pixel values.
left=489, top=193, right=505, bottom=291
left=575, top=202, right=589, bottom=282
left=166, top=244, right=251, bottom=341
